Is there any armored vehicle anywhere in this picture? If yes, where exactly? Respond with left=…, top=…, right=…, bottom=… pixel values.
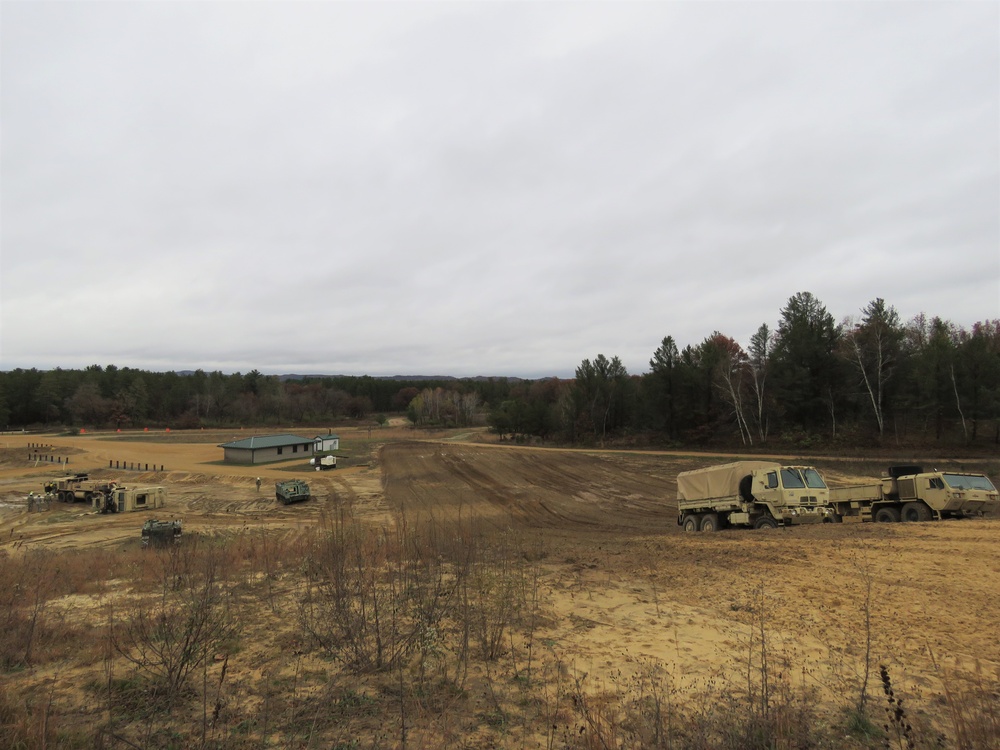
left=275, top=479, right=311, bottom=505
left=829, top=465, right=1000, bottom=522
left=678, top=461, right=833, bottom=531
left=141, top=519, right=182, bottom=548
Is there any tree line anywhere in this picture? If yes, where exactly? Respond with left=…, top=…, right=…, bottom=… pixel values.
left=0, top=366, right=501, bottom=431
left=490, top=292, right=1000, bottom=449
left=1, top=291, right=997, bottom=448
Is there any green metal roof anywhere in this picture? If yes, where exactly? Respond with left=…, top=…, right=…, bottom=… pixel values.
left=218, top=434, right=315, bottom=450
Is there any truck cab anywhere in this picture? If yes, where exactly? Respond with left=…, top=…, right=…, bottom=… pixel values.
left=888, top=469, right=999, bottom=519
left=740, top=465, right=831, bottom=526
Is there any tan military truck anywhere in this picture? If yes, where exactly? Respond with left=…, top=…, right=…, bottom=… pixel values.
left=45, top=475, right=119, bottom=504
left=90, top=484, right=167, bottom=514
left=678, top=461, right=833, bottom=531
left=829, top=465, right=1000, bottom=522
left=44, top=473, right=91, bottom=502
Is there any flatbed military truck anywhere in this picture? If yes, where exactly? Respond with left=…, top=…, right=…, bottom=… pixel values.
left=678, top=461, right=833, bottom=531
left=829, top=465, right=1000, bottom=522
left=275, top=479, right=311, bottom=505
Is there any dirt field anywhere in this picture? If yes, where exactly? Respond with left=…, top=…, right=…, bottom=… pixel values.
left=1, top=428, right=999, bottom=746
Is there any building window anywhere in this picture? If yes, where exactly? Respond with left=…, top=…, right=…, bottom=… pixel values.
left=278, top=447, right=283, bottom=456
left=293, top=445, right=298, bottom=453
left=136, top=494, right=146, bottom=506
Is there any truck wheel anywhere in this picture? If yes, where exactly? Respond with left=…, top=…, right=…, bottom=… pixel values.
left=700, top=513, right=720, bottom=532
left=874, top=507, right=901, bottom=523
left=901, top=502, right=932, bottom=522
left=754, top=516, right=778, bottom=530
left=682, top=515, right=699, bottom=533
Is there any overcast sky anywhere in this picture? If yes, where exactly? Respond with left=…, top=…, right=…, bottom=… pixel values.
left=2, top=2, right=998, bottom=379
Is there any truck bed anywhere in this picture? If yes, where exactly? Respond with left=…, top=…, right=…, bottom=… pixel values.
left=677, top=495, right=745, bottom=512
left=829, top=484, right=882, bottom=503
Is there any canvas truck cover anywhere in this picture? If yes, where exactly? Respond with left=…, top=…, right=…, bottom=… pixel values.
left=677, top=461, right=782, bottom=502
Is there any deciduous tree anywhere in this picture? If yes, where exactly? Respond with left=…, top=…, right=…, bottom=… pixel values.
left=844, top=298, right=903, bottom=439
left=748, top=323, right=773, bottom=442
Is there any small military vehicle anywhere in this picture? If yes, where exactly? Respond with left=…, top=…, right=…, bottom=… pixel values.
left=309, top=454, right=337, bottom=471
left=141, top=519, right=182, bottom=548
left=275, top=479, right=311, bottom=505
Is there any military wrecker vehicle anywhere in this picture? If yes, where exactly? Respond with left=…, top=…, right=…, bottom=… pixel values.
left=829, top=465, right=1000, bottom=522
left=678, top=461, right=833, bottom=531
left=141, top=519, right=182, bottom=548
left=275, top=479, right=311, bottom=505
left=44, top=473, right=92, bottom=502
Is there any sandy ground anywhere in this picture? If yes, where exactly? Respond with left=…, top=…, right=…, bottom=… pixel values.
left=2, top=428, right=999, bottom=728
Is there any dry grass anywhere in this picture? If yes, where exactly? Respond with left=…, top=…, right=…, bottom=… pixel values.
left=3, top=434, right=999, bottom=748
left=3, top=509, right=1000, bottom=750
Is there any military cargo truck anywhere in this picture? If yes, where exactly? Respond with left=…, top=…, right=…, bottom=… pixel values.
left=678, top=461, right=833, bottom=531
left=142, top=519, right=182, bottom=548
left=275, top=479, right=311, bottom=505
left=829, top=465, right=1000, bottom=522
left=91, top=484, right=166, bottom=513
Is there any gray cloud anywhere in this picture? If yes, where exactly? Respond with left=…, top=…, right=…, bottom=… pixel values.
left=2, top=1, right=997, bottom=378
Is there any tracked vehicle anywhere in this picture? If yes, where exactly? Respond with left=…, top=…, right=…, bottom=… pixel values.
left=275, top=479, right=311, bottom=505
left=141, top=519, right=182, bottom=548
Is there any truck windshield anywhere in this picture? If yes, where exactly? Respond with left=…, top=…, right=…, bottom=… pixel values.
left=802, top=468, right=827, bottom=489
left=942, top=474, right=997, bottom=491
left=780, top=469, right=805, bottom=489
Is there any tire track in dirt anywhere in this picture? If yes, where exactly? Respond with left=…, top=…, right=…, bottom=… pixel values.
left=381, top=442, right=682, bottom=532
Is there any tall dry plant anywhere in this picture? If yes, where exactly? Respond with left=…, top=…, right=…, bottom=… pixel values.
left=0, top=549, right=58, bottom=669
left=112, top=540, right=239, bottom=707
